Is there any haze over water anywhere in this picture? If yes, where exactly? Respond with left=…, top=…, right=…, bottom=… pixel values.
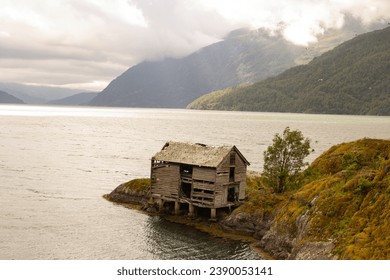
left=0, top=105, right=389, bottom=259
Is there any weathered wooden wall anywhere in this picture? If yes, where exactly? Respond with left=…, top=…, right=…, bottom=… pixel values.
left=234, top=154, right=247, bottom=200
left=215, top=152, right=231, bottom=206
left=191, top=181, right=215, bottom=206
left=215, top=149, right=247, bottom=202
left=150, top=147, right=247, bottom=209
left=151, top=163, right=180, bottom=200
left=193, top=167, right=215, bottom=182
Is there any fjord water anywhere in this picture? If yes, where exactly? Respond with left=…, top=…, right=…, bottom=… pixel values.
left=0, top=105, right=389, bottom=260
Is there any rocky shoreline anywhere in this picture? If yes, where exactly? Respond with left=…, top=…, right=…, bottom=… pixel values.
left=103, top=179, right=335, bottom=260
left=103, top=182, right=150, bottom=209
left=219, top=209, right=336, bottom=260
left=104, top=138, right=390, bottom=260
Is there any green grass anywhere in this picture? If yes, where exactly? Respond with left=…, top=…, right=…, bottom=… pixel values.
left=120, top=178, right=151, bottom=191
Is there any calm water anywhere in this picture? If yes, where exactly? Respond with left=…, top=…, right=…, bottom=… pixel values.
left=0, top=105, right=389, bottom=259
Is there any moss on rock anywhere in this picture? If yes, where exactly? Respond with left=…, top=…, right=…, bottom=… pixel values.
left=239, top=138, right=390, bottom=259
left=104, top=139, right=389, bottom=259
left=104, top=178, right=151, bottom=206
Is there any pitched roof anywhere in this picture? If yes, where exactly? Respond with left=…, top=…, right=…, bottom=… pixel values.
left=152, top=141, right=249, bottom=167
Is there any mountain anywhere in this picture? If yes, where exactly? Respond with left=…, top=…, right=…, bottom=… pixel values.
left=89, top=18, right=386, bottom=109
left=188, top=26, right=390, bottom=115
left=89, top=29, right=309, bottom=108
left=0, top=83, right=81, bottom=104
left=47, top=92, right=99, bottom=106
left=0, top=90, right=24, bottom=104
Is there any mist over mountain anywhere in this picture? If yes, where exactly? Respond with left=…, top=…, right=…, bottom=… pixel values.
left=89, top=17, right=387, bottom=109
left=0, top=90, right=24, bottom=104
left=89, top=29, right=309, bottom=108
left=188, top=26, right=390, bottom=115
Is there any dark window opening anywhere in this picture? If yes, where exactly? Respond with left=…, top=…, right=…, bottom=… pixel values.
left=193, top=188, right=214, bottom=195
left=193, top=179, right=214, bottom=184
left=229, top=167, right=235, bottom=182
left=227, top=186, right=238, bottom=202
left=180, top=164, right=193, bottom=178
left=180, top=182, right=192, bottom=198
left=180, top=203, right=189, bottom=212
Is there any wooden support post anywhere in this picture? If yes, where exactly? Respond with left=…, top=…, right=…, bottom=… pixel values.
left=188, top=204, right=194, bottom=217
left=175, top=201, right=180, bottom=215
left=210, top=208, right=217, bottom=221
left=158, top=199, right=164, bottom=211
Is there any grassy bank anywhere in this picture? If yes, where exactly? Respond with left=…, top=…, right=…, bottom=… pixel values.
left=105, top=138, right=390, bottom=259
left=238, top=138, right=390, bottom=259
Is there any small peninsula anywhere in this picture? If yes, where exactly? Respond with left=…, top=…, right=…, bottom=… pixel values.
left=104, top=138, right=390, bottom=260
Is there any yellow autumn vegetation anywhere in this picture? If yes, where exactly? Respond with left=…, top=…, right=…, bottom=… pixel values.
left=111, top=139, right=389, bottom=259
left=120, top=178, right=150, bottom=191
left=241, top=138, right=390, bottom=259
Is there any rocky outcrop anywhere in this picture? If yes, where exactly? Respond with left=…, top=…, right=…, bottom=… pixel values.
left=220, top=208, right=337, bottom=260
left=220, top=212, right=273, bottom=239
left=105, top=180, right=337, bottom=259
left=292, top=241, right=336, bottom=260
left=219, top=199, right=337, bottom=260
left=106, top=139, right=390, bottom=260
left=105, top=182, right=150, bottom=208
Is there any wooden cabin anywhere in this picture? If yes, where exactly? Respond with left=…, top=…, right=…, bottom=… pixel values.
left=150, top=141, right=250, bottom=219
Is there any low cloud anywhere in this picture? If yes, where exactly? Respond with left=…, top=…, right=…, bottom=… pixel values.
left=201, top=0, right=390, bottom=45
left=0, top=0, right=389, bottom=91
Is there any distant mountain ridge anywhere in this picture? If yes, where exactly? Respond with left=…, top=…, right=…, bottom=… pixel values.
left=48, top=92, right=98, bottom=106
left=1, top=18, right=385, bottom=109
left=89, top=29, right=307, bottom=108
left=188, top=26, right=390, bottom=115
left=89, top=18, right=386, bottom=109
left=0, top=83, right=81, bottom=104
left=0, top=90, right=24, bottom=104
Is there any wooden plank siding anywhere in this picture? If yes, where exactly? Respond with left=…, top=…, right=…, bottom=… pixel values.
left=215, top=149, right=247, bottom=202
left=234, top=154, right=247, bottom=200
left=151, top=163, right=180, bottom=199
left=150, top=143, right=249, bottom=211
left=215, top=152, right=232, bottom=207
left=214, top=184, right=227, bottom=206
left=193, top=167, right=216, bottom=182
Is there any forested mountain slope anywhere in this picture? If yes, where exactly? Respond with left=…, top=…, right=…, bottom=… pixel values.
left=188, top=27, right=390, bottom=115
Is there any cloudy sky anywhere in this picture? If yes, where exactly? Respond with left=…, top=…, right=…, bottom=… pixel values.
left=1, top=0, right=389, bottom=91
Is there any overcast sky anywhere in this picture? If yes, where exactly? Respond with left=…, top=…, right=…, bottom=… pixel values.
left=1, top=0, right=389, bottom=91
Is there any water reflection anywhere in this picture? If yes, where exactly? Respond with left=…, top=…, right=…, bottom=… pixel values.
left=143, top=216, right=260, bottom=260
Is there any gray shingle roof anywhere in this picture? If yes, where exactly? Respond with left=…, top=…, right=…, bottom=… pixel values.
left=152, top=141, right=249, bottom=167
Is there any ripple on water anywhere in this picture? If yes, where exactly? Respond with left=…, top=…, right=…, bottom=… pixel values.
left=1, top=106, right=389, bottom=259
left=143, top=216, right=261, bottom=260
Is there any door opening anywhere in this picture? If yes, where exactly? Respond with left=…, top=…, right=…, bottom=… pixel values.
left=180, top=182, right=192, bottom=198
left=227, top=186, right=238, bottom=202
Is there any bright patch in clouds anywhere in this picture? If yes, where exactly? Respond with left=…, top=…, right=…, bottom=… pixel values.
left=0, top=0, right=389, bottom=91
left=199, top=0, right=388, bottom=46
left=89, top=0, right=147, bottom=27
